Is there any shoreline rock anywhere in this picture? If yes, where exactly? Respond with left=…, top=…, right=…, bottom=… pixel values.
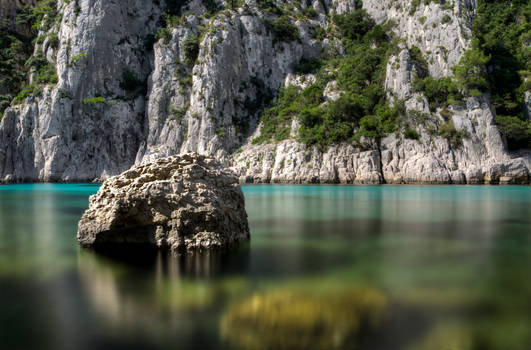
left=77, top=154, right=250, bottom=252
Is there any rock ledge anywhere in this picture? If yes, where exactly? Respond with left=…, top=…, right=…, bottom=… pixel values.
left=77, top=154, right=250, bottom=251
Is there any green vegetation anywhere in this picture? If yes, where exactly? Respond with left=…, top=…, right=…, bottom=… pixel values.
left=413, top=76, right=461, bottom=112
left=155, top=0, right=188, bottom=45
left=437, top=120, right=467, bottom=148
left=409, top=45, right=428, bottom=77
left=411, top=44, right=491, bottom=113
left=410, top=2, right=531, bottom=150
left=412, top=43, right=491, bottom=113
left=12, top=84, right=42, bottom=105
left=495, top=115, right=531, bottom=150
left=31, top=0, right=60, bottom=32
left=257, top=0, right=283, bottom=15
left=472, top=0, right=531, bottom=150
left=255, top=10, right=401, bottom=148
left=216, top=127, right=226, bottom=137
left=404, top=128, right=420, bottom=140
left=24, top=53, right=57, bottom=85
left=202, top=0, right=219, bottom=15
left=253, top=85, right=310, bottom=143
left=0, top=25, right=33, bottom=114
left=310, top=24, right=326, bottom=41
left=441, top=14, right=452, bottom=24
left=165, top=0, right=188, bottom=16
left=408, top=109, right=431, bottom=125
left=48, top=32, right=59, bottom=49
left=156, top=0, right=220, bottom=47
left=120, top=68, right=145, bottom=93
left=169, top=104, right=187, bottom=122
left=156, top=27, right=172, bottom=44
left=294, top=58, right=323, bottom=75
left=68, top=52, right=86, bottom=66
left=82, top=96, right=115, bottom=105
left=0, top=2, right=63, bottom=111
left=451, top=46, right=490, bottom=96
left=182, top=35, right=200, bottom=65
left=221, top=288, right=387, bottom=350
left=25, top=53, right=57, bottom=84
left=271, top=16, right=299, bottom=43
left=333, top=10, right=375, bottom=41
left=225, top=0, right=245, bottom=11
left=410, top=0, right=421, bottom=15
left=7, top=51, right=57, bottom=108
left=302, top=6, right=318, bottom=19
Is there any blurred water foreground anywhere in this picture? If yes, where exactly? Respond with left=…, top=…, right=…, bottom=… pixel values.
left=1, top=184, right=531, bottom=349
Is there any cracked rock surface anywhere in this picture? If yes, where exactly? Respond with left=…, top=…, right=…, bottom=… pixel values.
left=77, top=153, right=250, bottom=251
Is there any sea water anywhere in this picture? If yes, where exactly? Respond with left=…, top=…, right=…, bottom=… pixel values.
left=1, top=184, right=530, bottom=350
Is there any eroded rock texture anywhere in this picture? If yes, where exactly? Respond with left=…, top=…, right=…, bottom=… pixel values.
left=77, top=154, right=250, bottom=251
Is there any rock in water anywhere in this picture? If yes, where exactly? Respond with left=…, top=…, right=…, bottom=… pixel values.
left=77, top=154, right=250, bottom=251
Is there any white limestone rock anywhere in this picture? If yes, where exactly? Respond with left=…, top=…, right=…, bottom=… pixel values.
left=77, top=153, right=250, bottom=251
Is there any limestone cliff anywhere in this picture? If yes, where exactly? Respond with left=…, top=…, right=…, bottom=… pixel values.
left=0, top=0, right=529, bottom=184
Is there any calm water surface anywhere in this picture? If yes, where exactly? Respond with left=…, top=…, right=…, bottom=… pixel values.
left=1, top=184, right=531, bottom=350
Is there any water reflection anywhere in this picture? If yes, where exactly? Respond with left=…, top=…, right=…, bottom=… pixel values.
left=1, top=184, right=531, bottom=350
left=85, top=245, right=252, bottom=278
left=76, top=247, right=253, bottom=348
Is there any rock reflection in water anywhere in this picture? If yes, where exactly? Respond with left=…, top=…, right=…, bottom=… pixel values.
left=83, top=244, right=251, bottom=277
left=77, top=246, right=251, bottom=333
left=220, top=288, right=388, bottom=350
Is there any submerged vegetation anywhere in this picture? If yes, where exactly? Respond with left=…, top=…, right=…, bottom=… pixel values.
left=221, top=288, right=388, bottom=350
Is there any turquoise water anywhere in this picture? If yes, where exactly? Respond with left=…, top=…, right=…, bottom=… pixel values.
left=1, top=184, right=531, bottom=349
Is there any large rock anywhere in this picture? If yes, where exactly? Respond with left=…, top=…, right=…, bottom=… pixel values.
left=77, top=154, right=250, bottom=251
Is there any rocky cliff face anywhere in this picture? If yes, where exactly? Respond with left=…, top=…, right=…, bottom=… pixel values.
left=1, top=0, right=162, bottom=181
left=232, top=0, right=529, bottom=184
left=0, top=0, right=529, bottom=184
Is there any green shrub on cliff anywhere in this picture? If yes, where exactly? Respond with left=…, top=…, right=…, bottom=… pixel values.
left=31, top=0, right=59, bottom=32
left=412, top=76, right=462, bottom=112
left=437, top=120, right=467, bottom=148
left=120, top=68, right=145, bottom=93
left=82, top=96, right=115, bottom=105
left=451, top=46, right=490, bottom=96
left=495, top=115, right=531, bottom=151
left=271, top=16, right=299, bottom=43
left=0, top=5, right=38, bottom=113
left=472, top=0, right=531, bottom=150
left=253, top=85, right=306, bottom=144
left=12, top=84, right=42, bottom=105
left=182, top=35, right=200, bottom=65
left=255, top=10, right=400, bottom=148
left=0, top=29, right=31, bottom=112
left=333, top=10, right=375, bottom=41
